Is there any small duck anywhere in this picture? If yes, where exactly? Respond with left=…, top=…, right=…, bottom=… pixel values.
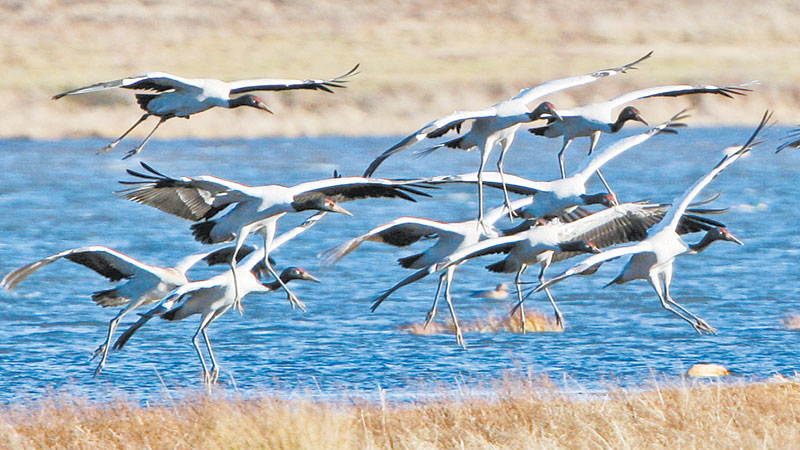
left=469, top=283, right=510, bottom=300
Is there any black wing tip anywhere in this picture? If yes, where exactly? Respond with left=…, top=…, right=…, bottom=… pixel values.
left=597, top=50, right=654, bottom=76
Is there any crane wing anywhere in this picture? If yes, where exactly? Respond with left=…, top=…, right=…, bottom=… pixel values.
left=117, top=162, right=254, bottom=221
left=320, top=217, right=463, bottom=264
left=2, top=246, right=163, bottom=290
left=535, top=241, right=653, bottom=292
left=424, top=171, right=551, bottom=195
left=604, top=82, right=754, bottom=109
left=657, top=110, right=771, bottom=234
left=53, top=72, right=201, bottom=99
left=227, top=64, right=359, bottom=94
left=510, top=51, right=652, bottom=105
left=363, top=108, right=497, bottom=176
left=572, top=110, right=688, bottom=181
left=291, top=176, right=431, bottom=204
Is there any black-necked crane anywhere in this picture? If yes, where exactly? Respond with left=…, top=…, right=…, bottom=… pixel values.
left=321, top=197, right=533, bottom=347
left=114, top=249, right=320, bottom=384
left=363, top=52, right=652, bottom=228
left=111, top=213, right=325, bottom=383
left=396, top=198, right=726, bottom=338
left=52, top=65, right=359, bottom=158
left=531, top=111, right=771, bottom=334
left=118, top=162, right=430, bottom=312
left=425, top=110, right=692, bottom=222
left=1, top=243, right=258, bottom=376
left=528, top=82, right=753, bottom=196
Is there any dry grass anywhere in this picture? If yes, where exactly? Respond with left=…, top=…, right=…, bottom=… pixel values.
left=3, top=0, right=799, bottom=139
left=3, top=379, right=800, bottom=449
left=401, top=308, right=563, bottom=336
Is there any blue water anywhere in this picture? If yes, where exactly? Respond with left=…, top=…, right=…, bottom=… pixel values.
left=1, top=126, right=798, bottom=404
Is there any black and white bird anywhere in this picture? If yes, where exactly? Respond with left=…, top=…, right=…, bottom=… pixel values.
left=363, top=52, right=652, bottom=227
left=528, top=82, right=752, bottom=194
left=531, top=111, right=770, bottom=334
left=393, top=197, right=725, bottom=337
left=1, top=244, right=257, bottom=375
left=114, top=247, right=321, bottom=384
left=52, top=65, right=359, bottom=158
left=111, top=211, right=326, bottom=358
left=322, top=197, right=533, bottom=347
left=119, top=162, right=430, bottom=312
left=425, top=110, right=690, bottom=222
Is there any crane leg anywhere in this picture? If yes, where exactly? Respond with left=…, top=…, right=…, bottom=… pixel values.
left=514, top=265, right=529, bottom=333
left=478, top=141, right=494, bottom=234
left=123, top=116, right=168, bottom=160
left=100, top=114, right=149, bottom=154
left=92, top=299, right=143, bottom=376
left=443, top=267, right=465, bottom=348
left=496, top=136, right=517, bottom=222
left=648, top=272, right=709, bottom=333
left=539, top=263, right=564, bottom=330
left=424, top=273, right=447, bottom=329
left=192, top=315, right=213, bottom=384
left=663, top=266, right=716, bottom=334
left=588, top=132, right=618, bottom=203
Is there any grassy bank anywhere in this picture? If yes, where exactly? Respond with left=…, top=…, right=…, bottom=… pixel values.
left=3, top=1, right=799, bottom=139
left=3, top=379, right=799, bottom=449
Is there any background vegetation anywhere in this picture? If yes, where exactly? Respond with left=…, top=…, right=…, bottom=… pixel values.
left=3, top=0, right=797, bottom=139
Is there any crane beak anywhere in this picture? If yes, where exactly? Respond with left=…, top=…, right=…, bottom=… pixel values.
left=727, top=233, right=744, bottom=246
left=634, top=113, right=648, bottom=126
left=257, top=101, right=273, bottom=114
left=328, top=203, right=354, bottom=216
left=302, top=272, right=322, bottom=283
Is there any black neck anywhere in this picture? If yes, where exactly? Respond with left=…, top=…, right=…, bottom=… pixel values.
left=610, top=116, right=627, bottom=133
left=689, top=232, right=718, bottom=253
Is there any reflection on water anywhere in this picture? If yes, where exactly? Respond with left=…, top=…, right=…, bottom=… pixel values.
left=0, top=127, right=798, bottom=403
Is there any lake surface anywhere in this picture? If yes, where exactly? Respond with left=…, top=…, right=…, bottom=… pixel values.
left=0, top=126, right=798, bottom=404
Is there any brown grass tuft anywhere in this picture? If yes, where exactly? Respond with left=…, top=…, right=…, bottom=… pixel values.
left=400, top=308, right=562, bottom=336
left=3, top=380, right=800, bottom=449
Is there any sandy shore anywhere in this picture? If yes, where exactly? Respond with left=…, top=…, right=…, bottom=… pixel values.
left=3, top=1, right=798, bottom=139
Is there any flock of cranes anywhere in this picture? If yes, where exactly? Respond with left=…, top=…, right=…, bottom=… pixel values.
left=2, top=52, right=794, bottom=384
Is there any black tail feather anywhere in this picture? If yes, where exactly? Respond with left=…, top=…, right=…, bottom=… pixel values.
left=528, top=125, right=549, bottom=136
left=135, top=93, right=158, bottom=110
left=191, top=221, right=217, bottom=244
left=486, top=259, right=512, bottom=273
left=161, top=308, right=178, bottom=321
left=398, top=253, right=424, bottom=268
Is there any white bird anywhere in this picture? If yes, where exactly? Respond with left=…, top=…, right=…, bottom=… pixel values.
left=52, top=65, right=359, bottom=158
left=115, top=250, right=321, bottom=384
left=363, top=52, right=652, bottom=227
left=425, top=110, right=691, bottom=222
left=1, top=243, right=258, bottom=375
left=113, top=212, right=327, bottom=380
left=532, top=111, right=771, bottom=333
left=528, top=82, right=753, bottom=195
left=469, top=283, right=511, bottom=300
left=321, top=197, right=533, bottom=347
left=420, top=196, right=724, bottom=333
left=119, top=162, right=430, bottom=312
